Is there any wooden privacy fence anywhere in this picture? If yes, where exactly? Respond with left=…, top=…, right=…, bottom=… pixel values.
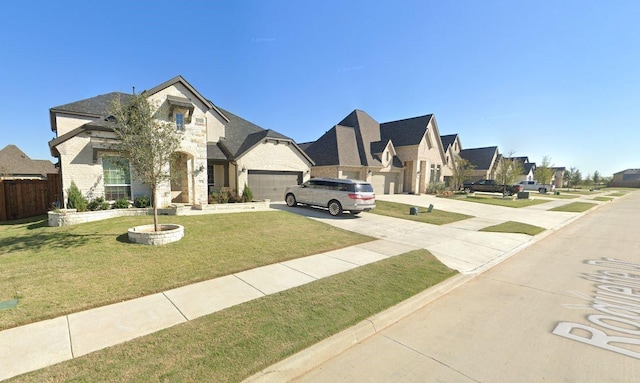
left=0, top=174, right=62, bottom=221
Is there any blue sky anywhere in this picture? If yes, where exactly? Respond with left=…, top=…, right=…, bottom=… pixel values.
left=1, top=1, right=638, bottom=177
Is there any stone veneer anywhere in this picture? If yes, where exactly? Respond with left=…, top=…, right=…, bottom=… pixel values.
left=127, top=224, right=184, bottom=246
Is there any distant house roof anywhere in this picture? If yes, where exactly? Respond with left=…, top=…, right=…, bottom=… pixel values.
left=0, top=145, right=57, bottom=178
left=613, top=168, right=640, bottom=176
left=440, top=134, right=458, bottom=151
left=459, top=146, right=499, bottom=170
left=523, top=162, right=536, bottom=175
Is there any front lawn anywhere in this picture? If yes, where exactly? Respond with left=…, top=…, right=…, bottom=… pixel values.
left=532, top=193, right=579, bottom=200
left=370, top=200, right=473, bottom=225
left=0, top=212, right=372, bottom=330
left=480, top=221, right=545, bottom=236
left=592, top=196, right=614, bottom=202
left=549, top=202, right=597, bottom=212
left=12, top=250, right=456, bottom=383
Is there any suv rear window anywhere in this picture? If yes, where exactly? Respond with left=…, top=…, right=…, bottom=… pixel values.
left=353, top=183, right=374, bottom=193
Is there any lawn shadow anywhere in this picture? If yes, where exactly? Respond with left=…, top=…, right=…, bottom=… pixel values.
left=0, top=231, right=113, bottom=255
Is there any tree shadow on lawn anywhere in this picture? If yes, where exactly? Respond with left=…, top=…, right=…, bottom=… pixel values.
left=0, top=231, right=114, bottom=255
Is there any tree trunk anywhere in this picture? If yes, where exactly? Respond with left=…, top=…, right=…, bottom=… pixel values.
left=152, top=185, right=159, bottom=232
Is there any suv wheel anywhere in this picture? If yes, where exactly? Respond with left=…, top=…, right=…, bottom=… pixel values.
left=285, top=193, right=297, bottom=207
left=328, top=200, right=343, bottom=216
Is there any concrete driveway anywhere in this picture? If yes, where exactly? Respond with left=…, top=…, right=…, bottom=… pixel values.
left=272, top=192, right=597, bottom=274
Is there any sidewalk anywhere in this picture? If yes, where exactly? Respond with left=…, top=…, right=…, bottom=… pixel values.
left=0, top=190, right=616, bottom=381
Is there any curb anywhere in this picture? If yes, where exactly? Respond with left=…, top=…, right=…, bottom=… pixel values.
left=243, top=273, right=474, bottom=382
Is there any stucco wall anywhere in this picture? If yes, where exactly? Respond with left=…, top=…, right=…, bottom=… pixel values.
left=55, top=114, right=95, bottom=136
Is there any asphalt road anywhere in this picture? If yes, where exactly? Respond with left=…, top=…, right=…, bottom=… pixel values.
left=293, top=192, right=640, bottom=382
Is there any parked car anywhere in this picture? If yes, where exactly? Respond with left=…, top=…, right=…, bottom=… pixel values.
left=461, top=179, right=522, bottom=196
left=518, top=180, right=555, bottom=194
left=284, top=178, right=376, bottom=216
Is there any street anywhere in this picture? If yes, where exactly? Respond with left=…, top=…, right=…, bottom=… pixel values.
left=293, top=192, right=640, bottom=382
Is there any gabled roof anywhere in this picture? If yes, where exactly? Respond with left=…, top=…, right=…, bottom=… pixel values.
left=614, top=168, right=640, bottom=176
left=0, top=145, right=57, bottom=177
left=143, top=75, right=228, bottom=123
left=440, top=134, right=458, bottom=151
left=49, top=92, right=132, bottom=132
left=214, top=107, right=313, bottom=164
left=523, top=162, right=536, bottom=175
left=459, top=146, right=499, bottom=170
left=380, top=115, right=433, bottom=147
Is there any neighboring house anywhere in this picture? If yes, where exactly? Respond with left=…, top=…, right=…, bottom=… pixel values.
left=551, top=167, right=566, bottom=188
left=611, top=168, right=640, bottom=188
left=440, top=134, right=462, bottom=186
left=48, top=76, right=313, bottom=206
left=302, top=110, right=447, bottom=194
left=0, top=145, right=57, bottom=180
left=458, top=146, right=500, bottom=181
left=505, top=156, right=536, bottom=182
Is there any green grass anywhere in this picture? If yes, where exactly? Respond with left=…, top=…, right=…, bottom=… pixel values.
left=11, top=250, right=456, bottom=383
left=370, top=200, right=473, bottom=224
left=480, top=221, right=545, bottom=236
left=532, top=193, right=579, bottom=199
left=549, top=202, right=598, bottom=212
left=592, top=196, right=614, bottom=202
left=606, top=192, right=627, bottom=197
left=0, top=212, right=372, bottom=330
left=458, top=195, right=549, bottom=208
left=557, top=189, right=597, bottom=195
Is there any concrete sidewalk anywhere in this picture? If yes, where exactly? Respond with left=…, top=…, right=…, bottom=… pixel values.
left=0, top=190, right=617, bottom=381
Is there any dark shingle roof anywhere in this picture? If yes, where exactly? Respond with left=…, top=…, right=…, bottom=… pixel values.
left=380, top=115, right=433, bottom=147
left=215, top=107, right=292, bottom=159
left=304, top=125, right=361, bottom=166
left=459, top=146, right=499, bottom=170
left=523, top=162, right=536, bottom=175
left=338, top=110, right=382, bottom=167
left=51, top=92, right=132, bottom=117
left=440, top=134, right=458, bottom=150
left=0, top=145, right=57, bottom=177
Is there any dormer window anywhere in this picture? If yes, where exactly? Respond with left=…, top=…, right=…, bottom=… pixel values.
left=175, top=113, right=185, bottom=131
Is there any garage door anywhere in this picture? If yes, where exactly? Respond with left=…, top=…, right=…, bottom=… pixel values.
left=370, top=172, right=397, bottom=195
left=247, top=170, right=303, bottom=202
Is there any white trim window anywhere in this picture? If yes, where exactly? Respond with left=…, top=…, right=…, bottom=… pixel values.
left=103, top=156, right=131, bottom=200
left=175, top=113, right=185, bottom=131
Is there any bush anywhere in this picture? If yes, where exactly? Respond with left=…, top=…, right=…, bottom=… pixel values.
left=426, top=181, right=446, bottom=195
left=241, top=184, right=254, bottom=202
left=134, top=196, right=151, bottom=208
left=113, top=198, right=130, bottom=209
left=87, top=197, right=111, bottom=211
left=67, top=181, right=88, bottom=212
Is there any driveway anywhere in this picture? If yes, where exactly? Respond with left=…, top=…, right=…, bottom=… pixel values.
left=271, top=192, right=590, bottom=274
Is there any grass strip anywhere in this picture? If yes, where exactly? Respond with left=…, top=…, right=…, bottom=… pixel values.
left=480, top=221, right=545, bottom=236
left=461, top=195, right=548, bottom=208
left=0, top=212, right=372, bottom=330
left=606, top=192, right=627, bottom=197
left=370, top=200, right=472, bottom=224
left=592, top=196, right=614, bottom=202
left=12, top=250, right=456, bottom=383
left=549, top=202, right=597, bottom=212
left=532, top=193, right=579, bottom=199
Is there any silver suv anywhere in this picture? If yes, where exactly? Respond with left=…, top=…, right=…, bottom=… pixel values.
left=284, top=178, right=376, bottom=216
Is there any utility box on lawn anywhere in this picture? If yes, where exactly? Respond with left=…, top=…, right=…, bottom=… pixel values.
left=410, top=207, right=419, bottom=215
left=517, top=192, right=530, bottom=200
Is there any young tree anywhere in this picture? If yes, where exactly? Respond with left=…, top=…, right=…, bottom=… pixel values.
left=534, top=155, right=554, bottom=185
left=592, top=170, right=601, bottom=189
left=109, top=93, right=182, bottom=232
left=497, top=153, right=524, bottom=196
left=571, top=169, right=582, bottom=189
left=451, top=155, right=475, bottom=191
left=584, top=173, right=593, bottom=189
left=563, top=168, right=573, bottom=189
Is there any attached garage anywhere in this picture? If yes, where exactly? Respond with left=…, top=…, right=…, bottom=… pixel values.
left=370, top=172, right=398, bottom=195
left=247, top=170, right=303, bottom=202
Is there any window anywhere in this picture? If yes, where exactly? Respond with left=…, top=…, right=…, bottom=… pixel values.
left=207, top=163, right=215, bottom=187
left=175, top=113, right=185, bottom=131
left=103, top=156, right=131, bottom=200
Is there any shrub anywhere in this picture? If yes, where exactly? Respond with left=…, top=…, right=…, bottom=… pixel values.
left=241, top=184, right=254, bottom=202
left=113, top=198, right=130, bottom=209
left=426, top=181, right=446, bottom=195
left=134, top=196, right=151, bottom=208
left=209, top=190, right=229, bottom=204
left=87, top=197, right=111, bottom=211
left=67, top=181, right=88, bottom=212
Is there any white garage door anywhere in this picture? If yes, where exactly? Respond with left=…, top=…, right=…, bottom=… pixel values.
left=247, top=170, right=303, bottom=202
left=370, top=172, right=397, bottom=195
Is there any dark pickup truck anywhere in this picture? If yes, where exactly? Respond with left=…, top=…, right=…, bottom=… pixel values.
left=461, top=179, right=522, bottom=195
